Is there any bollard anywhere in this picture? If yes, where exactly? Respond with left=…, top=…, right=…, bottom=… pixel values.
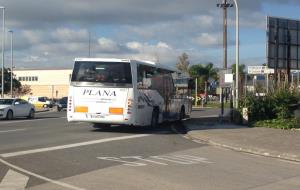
left=242, top=107, right=248, bottom=125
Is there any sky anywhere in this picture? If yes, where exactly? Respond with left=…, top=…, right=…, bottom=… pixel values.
left=0, top=0, right=300, bottom=69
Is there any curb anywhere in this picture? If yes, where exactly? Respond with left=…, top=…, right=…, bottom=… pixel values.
left=185, top=130, right=300, bottom=163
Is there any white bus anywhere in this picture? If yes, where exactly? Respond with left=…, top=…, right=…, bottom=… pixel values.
left=67, top=58, right=192, bottom=128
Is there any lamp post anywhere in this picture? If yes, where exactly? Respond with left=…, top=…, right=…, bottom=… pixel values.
left=232, top=0, right=239, bottom=108
left=0, top=6, right=4, bottom=98
left=8, top=29, right=13, bottom=98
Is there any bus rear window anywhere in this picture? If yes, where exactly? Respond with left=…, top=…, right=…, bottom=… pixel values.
left=71, top=61, right=132, bottom=84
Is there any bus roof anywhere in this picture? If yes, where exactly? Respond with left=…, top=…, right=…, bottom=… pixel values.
left=74, top=58, right=177, bottom=72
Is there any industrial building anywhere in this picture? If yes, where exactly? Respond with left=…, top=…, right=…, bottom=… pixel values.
left=13, top=69, right=72, bottom=99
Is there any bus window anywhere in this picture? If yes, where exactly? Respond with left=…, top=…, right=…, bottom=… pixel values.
left=137, top=64, right=155, bottom=89
left=71, top=61, right=132, bottom=84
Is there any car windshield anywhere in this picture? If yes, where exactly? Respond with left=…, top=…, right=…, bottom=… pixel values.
left=71, top=61, right=132, bottom=85
left=0, top=99, right=14, bottom=105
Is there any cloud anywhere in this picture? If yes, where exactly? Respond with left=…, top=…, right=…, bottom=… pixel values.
left=97, top=37, right=120, bottom=53
left=194, top=33, right=222, bottom=47
left=51, top=28, right=89, bottom=42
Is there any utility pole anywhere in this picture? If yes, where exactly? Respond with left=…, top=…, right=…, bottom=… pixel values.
left=217, top=0, right=233, bottom=117
left=217, top=0, right=233, bottom=70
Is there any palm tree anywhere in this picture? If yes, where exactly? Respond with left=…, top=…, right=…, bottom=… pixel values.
left=189, top=63, right=218, bottom=101
left=231, top=63, right=246, bottom=96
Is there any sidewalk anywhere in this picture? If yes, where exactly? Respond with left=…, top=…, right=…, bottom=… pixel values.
left=184, top=117, right=300, bottom=162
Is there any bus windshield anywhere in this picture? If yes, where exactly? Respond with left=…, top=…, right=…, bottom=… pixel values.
left=71, top=61, right=132, bottom=84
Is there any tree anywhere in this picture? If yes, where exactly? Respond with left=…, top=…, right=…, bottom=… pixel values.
left=231, top=63, right=246, bottom=96
left=176, top=53, right=190, bottom=74
left=231, top=63, right=246, bottom=76
left=0, top=68, right=22, bottom=95
left=14, top=84, right=32, bottom=97
left=188, top=63, right=218, bottom=95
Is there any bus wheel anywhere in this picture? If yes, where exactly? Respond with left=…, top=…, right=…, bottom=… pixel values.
left=150, top=109, right=159, bottom=128
left=93, top=123, right=111, bottom=129
left=179, top=106, right=185, bottom=121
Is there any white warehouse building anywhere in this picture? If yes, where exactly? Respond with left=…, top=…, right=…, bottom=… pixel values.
left=13, top=69, right=72, bottom=99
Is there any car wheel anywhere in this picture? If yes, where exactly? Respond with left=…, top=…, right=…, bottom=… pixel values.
left=27, top=109, right=35, bottom=119
left=6, top=110, right=13, bottom=120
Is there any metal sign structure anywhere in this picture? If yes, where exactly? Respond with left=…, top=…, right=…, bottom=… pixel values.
left=248, top=66, right=274, bottom=75
left=218, top=69, right=232, bottom=88
left=267, top=16, right=300, bottom=70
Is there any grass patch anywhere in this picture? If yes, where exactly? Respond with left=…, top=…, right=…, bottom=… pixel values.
left=252, top=118, right=300, bottom=130
left=205, top=101, right=231, bottom=108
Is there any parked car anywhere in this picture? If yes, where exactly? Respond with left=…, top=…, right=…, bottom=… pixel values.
left=56, top=97, right=68, bottom=111
left=27, top=96, right=54, bottom=109
left=0, top=98, right=35, bottom=120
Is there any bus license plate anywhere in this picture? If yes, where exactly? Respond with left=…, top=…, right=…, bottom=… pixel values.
left=89, top=114, right=105, bottom=119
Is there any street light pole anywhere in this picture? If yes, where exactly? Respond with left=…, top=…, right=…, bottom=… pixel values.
left=0, top=7, right=4, bottom=98
left=8, top=30, right=13, bottom=98
left=233, top=0, right=239, bottom=108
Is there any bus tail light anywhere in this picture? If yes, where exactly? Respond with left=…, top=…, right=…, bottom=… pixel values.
left=68, top=96, right=73, bottom=111
left=127, top=99, right=133, bottom=114
left=75, top=106, right=88, bottom=113
left=109, top=108, right=123, bottom=115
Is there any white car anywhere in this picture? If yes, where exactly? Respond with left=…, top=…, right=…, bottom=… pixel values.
left=0, top=98, right=35, bottom=120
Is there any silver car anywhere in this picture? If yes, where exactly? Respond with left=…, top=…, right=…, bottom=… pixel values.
left=0, top=98, right=35, bottom=120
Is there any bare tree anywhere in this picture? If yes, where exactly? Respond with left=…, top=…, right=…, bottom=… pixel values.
left=14, top=84, right=32, bottom=97
left=176, top=53, right=190, bottom=74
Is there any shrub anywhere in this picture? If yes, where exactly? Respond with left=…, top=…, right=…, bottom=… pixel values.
left=239, top=87, right=300, bottom=124
left=253, top=118, right=300, bottom=130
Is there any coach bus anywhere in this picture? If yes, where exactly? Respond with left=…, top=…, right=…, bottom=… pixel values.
left=67, top=58, right=191, bottom=128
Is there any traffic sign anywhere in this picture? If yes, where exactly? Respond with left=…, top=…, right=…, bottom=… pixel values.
left=248, top=66, right=274, bottom=74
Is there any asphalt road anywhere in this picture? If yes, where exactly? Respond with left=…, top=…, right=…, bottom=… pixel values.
left=0, top=110, right=299, bottom=190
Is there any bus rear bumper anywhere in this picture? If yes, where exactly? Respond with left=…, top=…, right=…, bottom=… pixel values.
left=67, top=113, right=134, bottom=125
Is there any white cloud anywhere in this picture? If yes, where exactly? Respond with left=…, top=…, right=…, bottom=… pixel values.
left=126, top=41, right=143, bottom=51
left=97, top=37, right=120, bottom=53
left=22, top=30, right=45, bottom=44
left=23, top=55, right=48, bottom=63
left=194, top=33, right=222, bottom=47
left=51, top=28, right=89, bottom=42
left=157, top=42, right=171, bottom=49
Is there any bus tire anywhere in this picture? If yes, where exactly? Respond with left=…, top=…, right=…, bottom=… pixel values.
left=150, top=108, right=159, bottom=128
left=179, top=106, right=185, bottom=121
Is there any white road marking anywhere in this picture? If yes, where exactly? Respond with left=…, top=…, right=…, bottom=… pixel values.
left=97, top=155, right=212, bottom=167
left=97, top=157, right=147, bottom=167
left=0, top=129, right=27, bottom=134
left=0, top=159, right=85, bottom=190
left=150, top=155, right=199, bottom=164
left=0, top=117, right=66, bottom=125
left=0, top=169, right=29, bottom=190
left=121, top=156, right=168, bottom=165
left=0, top=134, right=150, bottom=158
